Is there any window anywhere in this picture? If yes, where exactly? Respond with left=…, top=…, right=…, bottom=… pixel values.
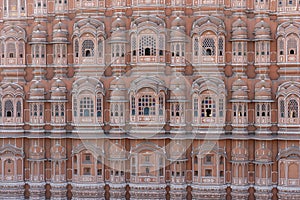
left=79, top=97, right=94, bottom=117
left=202, top=38, right=215, bottom=56
left=82, top=40, right=94, bottom=57
left=287, top=38, right=297, bottom=55
left=97, top=169, right=102, bottom=176
left=194, top=157, right=198, bottom=164
left=96, top=95, right=102, bottom=117
left=220, top=171, right=224, bottom=177
left=4, top=100, right=13, bottom=117
left=145, top=167, right=150, bottom=174
left=7, top=43, right=16, bottom=58
left=145, top=155, right=150, bottom=163
left=85, top=154, right=91, bottom=162
left=288, top=99, right=298, bottom=118
left=201, top=97, right=216, bottom=117
left=205, top=155, right=213, bottom=164
left=138, top=95, right=156, bottom=116
left=74, top=40, right=79, bottom=57
left=83, top=168, right=91, bottom=175
left=16, top=101, right=21, bottom=117
left=194, top=38, right=199, bottom=56
left=205, top=169, right=212, bottom=177
left=194, top=170, right=198, bottom=176
left=194, top=98, right=198, bottom=117
left=131, top=96, right=136, bottom=115
left=280, top=100, right=285, bottom=118
left=139, top=35, right=156, bottom=56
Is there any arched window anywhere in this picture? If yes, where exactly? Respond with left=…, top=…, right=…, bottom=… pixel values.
left=288, top=99, right=298, bottom=118
left=0, top=100, right=2, bottom=117
left=82, top=40, right=94, bottom=57
left=280, top=100, right=285, bottom=118
left=16, top=101, right=21, bottom=117
left=139, top=35, right=156, bottom=56
left=74, top=39, right=79, bottom=58
left=7, top=43, right=16, bottom=58
left=96, top=95, right=102, bottom=117
left=201, top=97, right=216, bottom=117
left=202, top=38, right=215, bottom=56
left=288, top=38, right=297, bottom=55
left=79, top=97, right=94, bottom=117
left=4, top=100, right=14, bottom=117
left=138, top=95, right=155, bottom=116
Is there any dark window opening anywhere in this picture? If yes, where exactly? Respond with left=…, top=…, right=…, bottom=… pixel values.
left=206, top=109, right=212, bottom=117
left=159, top=50, right=163, bottom=56
left=144, top=107, right=150, bottom=115
left=205, top=49, right=212, bottom=56
left=145, top=48, right=151, bottom=56
left=6, top=111, right=12, bottom=117
left=85, top=50, right=91, bottom=57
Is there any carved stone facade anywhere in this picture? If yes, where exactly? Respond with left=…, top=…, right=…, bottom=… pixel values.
left=0, top=0, right=300, bottom=200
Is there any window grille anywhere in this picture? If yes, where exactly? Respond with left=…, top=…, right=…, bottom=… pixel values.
left=74, top=40, right=79, bottom=57
left=96, top=95, right=102, bottom=117
left=138, top=95, right=156, bottom=115
left=219, top=98, right=224, bottom=117
left=218, top=38, right=224, bottom=56
left=82, top=40, right=95, bottom=57
left=194, top=98, right=198, bottom=117
left=139, top=35, right=156, bottom=56
left=16, top=101, right=21, bottom=117
left=132, top=36, right=137, bottom=56
left=288, top=99, right=298, bottom=118
left=39, top=104, right=43, bottom=116
left=159, top=35, right=164, bottom=56
left=7, top=43, right=16, bottom=58
left=79, top=97, right=94, bottom=117
left=0, top=100, right=2, bottom=117
left=194, top=38, right=199, bottom=56
left=4, top=100, right=13, bottom=117
left=131, top=96, right=136, bottom=115
left=98, top=40, right=103, bottom=57
left=202, top=38, right=215, bottom=56
left=287, top=38, right=297, bottom=54
left=201, top=97, right=216, bottom=117
left=159, top=95, right=164, bottom=115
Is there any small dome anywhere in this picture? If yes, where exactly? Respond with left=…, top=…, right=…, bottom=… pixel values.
left=254, top=20, right=271, bottom=40
left=255, top=145, right=272, bottom=161
left=171, top=16, right=186, bottom=27
left=170, top=76, right=187, bottom=100
left=52, top=78, right=66, bottom=88
left=110, top=77, right=127, bottom=100
left=51, top=144, right=66, bottom=159
left=29, top=144, right=44, bottom=159
left=112, top=17, right=126, bottom=30
left=53, top=21, right=68, bottom=42
left=231, top=18, right=248, bottom=40
left=170, top=17, right=186, bottom=39
left=51, top=79, right=67, bottom=100
left=255, top=79, right=272, bottom=100
left=29, top=81, right=46, bottom=99
left=32, top=23, right=47, bottom=42
left=111, top=18, right=126, bottom=41
left=232, top=78, right=248, bottom=100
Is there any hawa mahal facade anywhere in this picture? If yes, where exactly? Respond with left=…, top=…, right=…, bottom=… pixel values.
left=1, top=0, right=300, bottom=199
